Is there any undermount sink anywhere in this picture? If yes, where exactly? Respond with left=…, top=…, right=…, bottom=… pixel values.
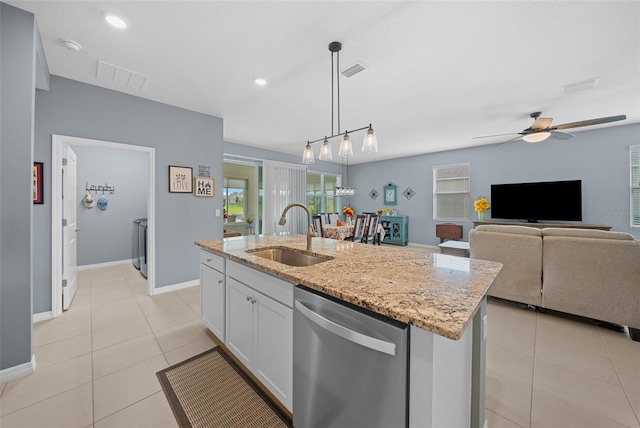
left=246, top=246, right=333, bottom=267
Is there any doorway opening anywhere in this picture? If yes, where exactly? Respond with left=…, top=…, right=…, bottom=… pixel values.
left=223, top=159, right=261, bottom=238
left=51, top=134, right=155, bottom=318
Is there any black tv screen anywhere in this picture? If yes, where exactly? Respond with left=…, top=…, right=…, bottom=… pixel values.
left=490, top=180, right=582, bottom=222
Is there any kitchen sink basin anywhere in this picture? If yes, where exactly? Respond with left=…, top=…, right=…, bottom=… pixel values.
left=246, top=246, right=333, bottom=267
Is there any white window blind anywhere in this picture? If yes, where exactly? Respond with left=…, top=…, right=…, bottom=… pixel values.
left=433, top=163, right=470, bottom=220
left=631, top=145, right=640, bottom=227
left=263, top=160, right=307, bottom=235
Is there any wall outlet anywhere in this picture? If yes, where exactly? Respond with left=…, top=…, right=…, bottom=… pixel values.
left=215, top=209, right=221, bottom=217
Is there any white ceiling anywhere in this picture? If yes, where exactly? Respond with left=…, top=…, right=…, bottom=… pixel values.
left=8, top=1, right=640, bottom=164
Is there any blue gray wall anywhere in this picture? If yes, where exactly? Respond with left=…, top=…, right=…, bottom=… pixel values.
left=74, top=145, right=148, bottom=266
left=34, top=76, right=224, bottom=313
left=350, top=123, right=640, bottom=245
left=0, top=3, right=36, bottom=371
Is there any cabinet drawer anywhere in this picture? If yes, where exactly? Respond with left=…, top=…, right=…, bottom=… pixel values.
left=200, top=250, right=224, bottom=272
left=226, top=260, right=293, bottom=308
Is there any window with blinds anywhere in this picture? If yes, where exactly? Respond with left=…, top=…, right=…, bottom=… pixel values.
left=631, top=145, right=640, bottom=227
left=433, top=163, right=470, bottom=220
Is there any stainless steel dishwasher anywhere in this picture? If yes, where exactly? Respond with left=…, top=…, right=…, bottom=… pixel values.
left=293, top=285, right=408, bottom=428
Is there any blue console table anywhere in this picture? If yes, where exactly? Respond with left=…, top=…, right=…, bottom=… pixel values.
left=379, top=215, right=408, bottom=245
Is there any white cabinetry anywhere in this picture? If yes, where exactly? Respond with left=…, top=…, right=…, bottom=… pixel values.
left=225, top=260, right=293, bottom=411
left=199, top=250, right=225, bottom=341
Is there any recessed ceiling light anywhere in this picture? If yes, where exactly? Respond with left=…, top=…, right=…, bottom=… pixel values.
left=102, top=11, right=129, bottom=29
left=254, top=78, right=267, bottom=86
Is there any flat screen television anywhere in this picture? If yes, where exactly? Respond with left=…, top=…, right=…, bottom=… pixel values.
left=490, top=180, right=582, bottom=222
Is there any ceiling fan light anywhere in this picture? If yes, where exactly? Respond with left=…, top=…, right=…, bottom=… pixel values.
left=523, top=131, right=551, bottom=143
left=302, top=142, right=315, bottom=164
left=319, top=137, right=333, bottom=161
left=338, top=133, right=353, bottom=157
left=362, top=126, right=378, bottom=154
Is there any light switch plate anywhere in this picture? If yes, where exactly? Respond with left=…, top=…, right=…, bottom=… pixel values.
left=215, top=209, right=221, bottom=217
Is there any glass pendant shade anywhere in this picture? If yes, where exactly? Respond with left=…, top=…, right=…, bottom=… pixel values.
left=319, top=137, right=333, bottom=160
left=522, top=131, right=551, bottom=143
left=362, top=126, right=378, bottom=153
left=302, top=142, right=315, bottom=164
left=338, top=133, right=353, bottom=157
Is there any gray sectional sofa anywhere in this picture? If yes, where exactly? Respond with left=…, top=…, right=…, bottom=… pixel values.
left=469, top=225, right=640, bottom=340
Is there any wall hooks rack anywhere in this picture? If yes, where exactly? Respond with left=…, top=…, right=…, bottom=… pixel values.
left=85, top=182, right=115, bottom=195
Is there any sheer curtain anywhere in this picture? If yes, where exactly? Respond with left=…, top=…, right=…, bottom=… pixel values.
left=263, top=160, right=307, bottom=235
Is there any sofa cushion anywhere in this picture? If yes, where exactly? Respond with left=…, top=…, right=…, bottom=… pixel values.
left=542, top=228, right=635, bottom=241
left=475, top=225, right=542, bottom=237
left=469, top=227, right=542, bottom=306
left=542, top=236, right=640, bottom=329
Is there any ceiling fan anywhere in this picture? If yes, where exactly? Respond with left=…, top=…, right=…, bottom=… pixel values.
left=474, top=112, right=627, bottom=144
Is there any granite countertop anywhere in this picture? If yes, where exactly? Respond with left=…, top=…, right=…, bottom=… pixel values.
left=195, top=235, right=502, bottom=340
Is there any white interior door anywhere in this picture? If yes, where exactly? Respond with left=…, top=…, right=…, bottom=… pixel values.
left=62, top=145, right=78, bottom=310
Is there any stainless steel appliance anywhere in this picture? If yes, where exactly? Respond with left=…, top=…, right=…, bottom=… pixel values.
left=138, top=219, right=148, bottom=278
left=132, top=218, right=146, bottom=270
left=293, top=285, right=408, bottom=428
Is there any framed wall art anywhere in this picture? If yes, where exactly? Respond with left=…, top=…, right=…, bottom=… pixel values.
left=194, top=176, right=215, bottom=197
left=168, top=165, right=193, bottom=193
left=33, top=162, right=44, bottom=204
left=383, top=183, right=397, bottom=205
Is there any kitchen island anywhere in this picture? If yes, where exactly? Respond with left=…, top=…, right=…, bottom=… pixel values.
left=195, top=234, right=502, bottom=427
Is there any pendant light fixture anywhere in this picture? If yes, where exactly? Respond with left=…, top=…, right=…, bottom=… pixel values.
left=301, top=41, right=378, bottom=165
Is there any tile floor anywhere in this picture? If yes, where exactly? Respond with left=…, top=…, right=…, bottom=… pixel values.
left=0, top=262, right=638, bottom=427
left=486, top=300, right=640, bottom=428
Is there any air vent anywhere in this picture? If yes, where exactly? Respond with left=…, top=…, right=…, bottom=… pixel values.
left=96, top=60, right=149, bottom=90
left=341, top=61, right=366, bottom=78
left=562, top=78, right=599, bottom=95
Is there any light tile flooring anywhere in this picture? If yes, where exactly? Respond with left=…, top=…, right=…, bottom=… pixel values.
left=0, top=263, right=215, bottom=428
left=486, top=300, right=640, bottom=428
left=0, top=262, right=638, bottom=427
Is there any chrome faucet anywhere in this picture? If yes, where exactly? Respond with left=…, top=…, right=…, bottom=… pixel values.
left=278, top=202, right=316, bottom=251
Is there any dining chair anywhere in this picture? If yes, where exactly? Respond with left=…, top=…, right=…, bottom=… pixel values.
left=350, top=215, right=366, bottom=242
left=328, top=212, right=340, bottom=225
left=312, top=214, right=324, bottom=237
left=318, top=213, right=328, bottom=230
left=363, top=214, right=380, bottom=244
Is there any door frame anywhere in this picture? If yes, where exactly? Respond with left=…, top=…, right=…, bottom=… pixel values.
left=51, top=134, right=156, bottom=317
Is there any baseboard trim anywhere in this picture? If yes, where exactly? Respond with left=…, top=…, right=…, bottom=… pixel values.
left=33, top=311, right=52, bottom=323
left=77, top=259, right=132, bottom=271
left=0, top=355, right=36, bottom=384
left=152, top=279, right=199, bottom=295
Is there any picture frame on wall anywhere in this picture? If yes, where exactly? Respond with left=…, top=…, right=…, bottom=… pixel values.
left=383, top=183, right=397, bottom=205
left=194, top=176, right=215, bottom=197
left=168, top=165, right=193, bottom=193
left=33, top=162, right=44, bottom=204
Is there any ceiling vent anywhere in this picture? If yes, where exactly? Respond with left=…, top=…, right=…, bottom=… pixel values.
left=96, top=60, right=149, bottom=91
left=562, top=77, right=599, bottom=95
left=341, top=61, right=366, bottom=78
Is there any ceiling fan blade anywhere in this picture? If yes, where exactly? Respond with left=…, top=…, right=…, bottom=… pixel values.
left=553, top=114, right=626, bottom=130
left=492, top=135, right=523, bottom=148
left=549, top=130, right=575, bottom=140
left=473, top=132, right=521, bottom=139
left=531, top=117, right=553, bottom=130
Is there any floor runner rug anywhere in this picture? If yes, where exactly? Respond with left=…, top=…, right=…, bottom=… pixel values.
left=157, top=347, right=292, bottom=428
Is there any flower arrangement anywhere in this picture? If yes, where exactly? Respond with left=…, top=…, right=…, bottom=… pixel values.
left=474, top=196, right=490, bottom=221
left=246, top=215, right=255, bottom=225
left=342, top=206, right=355, bottom=217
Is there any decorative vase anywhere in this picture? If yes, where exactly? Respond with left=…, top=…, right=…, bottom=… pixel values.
left=478, top=211, right=485, bottom=222
left=347, top=216, right=352, bottom=226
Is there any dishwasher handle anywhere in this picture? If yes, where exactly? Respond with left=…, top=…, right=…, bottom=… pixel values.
left=295, top=299, right=396, bottom=356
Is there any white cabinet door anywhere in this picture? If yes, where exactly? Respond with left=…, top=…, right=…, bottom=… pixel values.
left=254, top=293, right=293, bottom=410
left=226, top=278, right=254, bottom=368
left=200, top=264, right=225, bottom=341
